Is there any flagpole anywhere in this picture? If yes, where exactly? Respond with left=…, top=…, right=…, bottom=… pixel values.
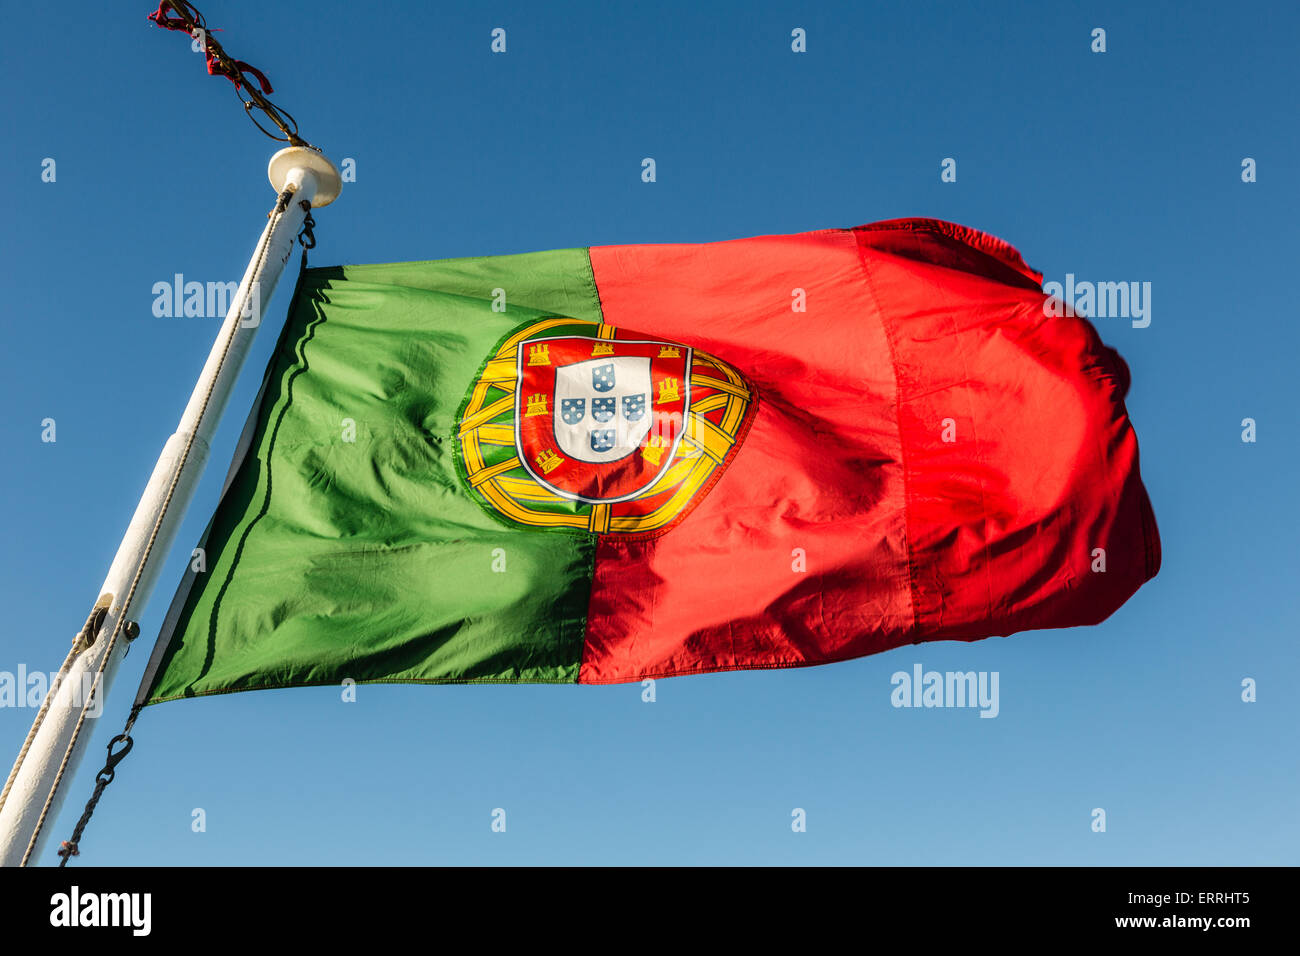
left=0, top=148, right=342, bottom=866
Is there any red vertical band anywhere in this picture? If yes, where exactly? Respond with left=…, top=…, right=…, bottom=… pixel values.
left=579, top=220, right=1158, bottom=683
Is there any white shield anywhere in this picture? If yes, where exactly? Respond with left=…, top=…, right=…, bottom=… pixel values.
left=553, top=356, right=653, bottom=463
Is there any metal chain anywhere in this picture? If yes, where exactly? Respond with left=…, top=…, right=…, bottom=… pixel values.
left=57, top=714, right=139, bottom=865
left=297, top=200, right=317, bottom=269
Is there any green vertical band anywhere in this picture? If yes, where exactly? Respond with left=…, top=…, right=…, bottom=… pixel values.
left=145, top=249, right=604, bottom=704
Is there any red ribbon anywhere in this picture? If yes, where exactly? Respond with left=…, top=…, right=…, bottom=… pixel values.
left=145, top=1, right=190, bottom=32
left=146, top=2, right=274, bottom=94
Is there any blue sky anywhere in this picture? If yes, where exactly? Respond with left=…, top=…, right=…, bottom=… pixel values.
left=1, top=0, right=1296, bottom=865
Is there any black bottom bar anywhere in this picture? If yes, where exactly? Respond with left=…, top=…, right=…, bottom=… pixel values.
left=1, top=865, right=1279, bottom=941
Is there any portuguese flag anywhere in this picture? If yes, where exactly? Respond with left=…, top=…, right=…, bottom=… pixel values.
left=139, top=218, right=1160, bottom=705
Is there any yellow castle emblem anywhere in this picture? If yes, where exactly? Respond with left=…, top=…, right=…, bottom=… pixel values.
left=535, top=449, right=563, bottom=474
left=641, top=435, right=670, bottom=467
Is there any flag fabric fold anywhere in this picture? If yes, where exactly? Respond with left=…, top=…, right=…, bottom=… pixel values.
left=140, top=218, right=1159, bottom=705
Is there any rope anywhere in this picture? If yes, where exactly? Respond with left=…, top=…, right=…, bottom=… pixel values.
left=0, top=646, right=78, bottom=815
left=0, top=602, right=110, bottom=817
left=147, top=1, right=315, bottom=149
left=33, top=187, right=300, bottom=867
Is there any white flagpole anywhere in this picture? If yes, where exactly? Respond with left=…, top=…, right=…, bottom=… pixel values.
left=0, top=147, right=342, bottom=866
